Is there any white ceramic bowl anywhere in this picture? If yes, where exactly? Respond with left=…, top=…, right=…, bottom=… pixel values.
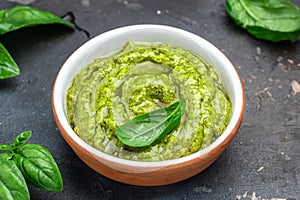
left=52, top=24, right=245, bottom=186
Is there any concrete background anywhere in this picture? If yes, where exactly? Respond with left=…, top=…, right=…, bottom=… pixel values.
left=0, top=0, right=299, bottom=199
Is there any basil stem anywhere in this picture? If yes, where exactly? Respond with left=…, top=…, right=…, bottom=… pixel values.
left=226, top=0, right=300, bottom=41
left=0, top=6, right=74, bottom=35
left=13, top=144, right=63, bottom=191
left=116, top=99, right=185, bottom=147
left=0, top=159, right=30, bottom=200
left=0, top=43, right=20, bottom=79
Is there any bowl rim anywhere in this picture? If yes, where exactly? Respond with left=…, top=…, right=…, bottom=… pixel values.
left=52, top=24, right=245, bottom=168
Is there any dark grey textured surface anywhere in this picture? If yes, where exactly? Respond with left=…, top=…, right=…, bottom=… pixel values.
left=0, top=0, right=300, bottom=199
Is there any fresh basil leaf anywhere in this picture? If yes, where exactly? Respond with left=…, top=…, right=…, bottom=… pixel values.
left=13, top=144, right=63, bottom=191
left=0, top=159, right=30, bottom=200
left=0, top=6, right=74, bottom=35
left=10, top=131, right=32, bottom=151
left=0, top=153, right=12, bottom=160
left=0, top=6, right=75, bottom=79
left=116, top=99, right=185, bottom=147
left=0, top=144, right=11, bottom=151
left=226, top=0, right=300, bottom=41
left=0, top=43, right=20, bottom=79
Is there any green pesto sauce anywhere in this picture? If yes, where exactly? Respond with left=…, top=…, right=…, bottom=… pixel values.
left=66, top=41, right=232, bottom=161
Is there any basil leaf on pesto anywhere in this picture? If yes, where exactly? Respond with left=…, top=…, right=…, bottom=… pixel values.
left=0, top=5, right=74, bottom=35
left=116, top=99, right=185, bottom=147
left=0, top=43, right=20, bottom=79
left=226, top=0, right=300, bottom=41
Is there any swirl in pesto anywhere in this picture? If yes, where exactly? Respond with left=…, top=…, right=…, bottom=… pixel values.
left=66, top=41, right=231, bottom=161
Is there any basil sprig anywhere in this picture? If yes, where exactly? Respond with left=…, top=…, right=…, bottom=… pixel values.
left=0, top=131, right=63, bottom=200
left=0, top=6, right=74, bottom=80
left=116, top=99, right=185, bottom=147
left=226, top=0, right=300, bottom=42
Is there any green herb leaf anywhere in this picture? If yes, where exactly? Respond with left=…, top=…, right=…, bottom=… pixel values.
left=0, top=144, right=11, bottom=151
left=0, top=6, right=74, bottom=79
left=0, top=159, right=30, bottom=200
left=10, top=131, right=32, bottom=151
left=226, top=0, right=300, bottom=41
left=0, top=43, right=20, bottom=79
left=0, top=153, right=12, bottom=160
left=13, top=144, right=63, bottom=191
left=116, top=99, right=185, bottom=147
left=0, top=6, right=74, bottom=35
